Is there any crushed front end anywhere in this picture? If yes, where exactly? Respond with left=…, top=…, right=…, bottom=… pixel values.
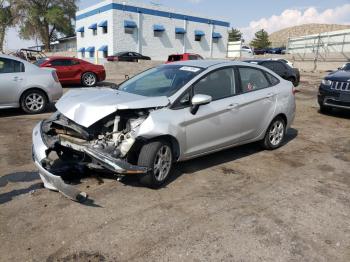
left=32, top=110, right=151, bottom=201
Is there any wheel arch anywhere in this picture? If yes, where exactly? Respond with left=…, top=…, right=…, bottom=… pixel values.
left=19, top=87, right=49, bottom=104
left=130, top=134, right=181, bottom=163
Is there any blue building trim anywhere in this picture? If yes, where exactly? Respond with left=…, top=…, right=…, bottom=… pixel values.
left=76, top=3, right=230, bottom=27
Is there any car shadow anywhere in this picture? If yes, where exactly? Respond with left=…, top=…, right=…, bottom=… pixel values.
left=0, top=171, right=43, bottom=205
left=318, top=108, right=350, bottom=119
left=64, top=81, right=117, bottom=89
left=121, top=128, right=298, bottom=188
left=0, top=103, right=56, bottom=118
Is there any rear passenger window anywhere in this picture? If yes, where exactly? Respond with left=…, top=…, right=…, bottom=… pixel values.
left=0, top=58, right=25, bottom=74
left=194, top=68, right=235, bottom=100
left=238, top=67, right=269, bottom=92
left=265, top=72, right=279, bottom=86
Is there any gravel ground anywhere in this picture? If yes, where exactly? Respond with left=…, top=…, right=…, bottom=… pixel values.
left=0, top=72, right=349, bottom=262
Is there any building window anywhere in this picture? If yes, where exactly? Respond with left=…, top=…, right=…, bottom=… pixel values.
left=90, top=51, right=94, bottom=58
left=93, top=29, right=97, bottom=35
left=195, top=35, right=202, bottom=41
left=81, top=51, right=85, bottom=58
left=103, top=51, right=108, bottom=58
left=81, top=32, right=84, bottom=38
left=103, top=27, right=107, bottom=34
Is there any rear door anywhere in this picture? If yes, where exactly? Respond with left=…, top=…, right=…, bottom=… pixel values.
left=0, top=57, right=25, bottom=106
left=63, top=59, right=81, bottom=80
left=237, top=66, right=277, bottom=140
left=49, top=59, right=70, bottom=81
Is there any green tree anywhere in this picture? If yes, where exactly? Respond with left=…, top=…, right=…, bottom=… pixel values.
left=228, top=28, right=242, bottom=42
left=250, top=29, right=271, bottom=49
left=13, top=0, right=77, bottom=51
left=0, top=0, right=15, bottom=52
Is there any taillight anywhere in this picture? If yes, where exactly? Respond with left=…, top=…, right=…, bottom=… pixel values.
left=52, top=71, right=59, bottom=82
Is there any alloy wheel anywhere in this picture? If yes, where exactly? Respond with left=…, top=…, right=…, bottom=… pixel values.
left=268, top=120, right=284, bottom=146
left=25, top=93, right=45, bottom=112
left=153, top=145, right=172, bottom=182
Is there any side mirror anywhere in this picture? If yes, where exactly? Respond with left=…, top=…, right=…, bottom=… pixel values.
left=190, top=94, right=212, bottom=114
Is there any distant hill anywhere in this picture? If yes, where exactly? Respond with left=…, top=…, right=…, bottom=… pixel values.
left=269, top=23, right=350, bottom=47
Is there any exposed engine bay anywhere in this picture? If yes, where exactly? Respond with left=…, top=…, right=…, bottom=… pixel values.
left=34, top=109, right=159, bottom=202
left=41, top=109, right=152, bottom=173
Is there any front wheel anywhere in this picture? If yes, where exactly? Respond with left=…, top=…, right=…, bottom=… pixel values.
left=81, top=72, right=97, bottom=87
left=138, top=140, right=173, bottom=188
left=261, top=117, right=286, bottom=150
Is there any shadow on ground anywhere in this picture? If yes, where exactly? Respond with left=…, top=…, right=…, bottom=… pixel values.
left=121, top=128, right=299, bottom=188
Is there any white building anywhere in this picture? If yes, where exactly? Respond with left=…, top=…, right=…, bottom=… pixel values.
left=76, top=0, right=230, bottom=61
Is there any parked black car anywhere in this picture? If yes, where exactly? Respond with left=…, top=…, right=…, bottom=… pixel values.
left=252, top=48, right=266, bottom=55
left=266, top=47, right=284, bottom=54
left=107, top=52, right=151, bottom=62
left=318, top=63, right=350, bottom=113
left=244, top=59, right=300, bottom=86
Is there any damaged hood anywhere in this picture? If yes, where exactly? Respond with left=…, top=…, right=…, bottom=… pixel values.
left=55, top=88, right=169, bottom=127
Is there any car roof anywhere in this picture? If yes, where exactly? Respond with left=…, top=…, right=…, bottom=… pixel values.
left=0, top=54, right=28, bottom=63
left=165, top=59, right=254, bottom=69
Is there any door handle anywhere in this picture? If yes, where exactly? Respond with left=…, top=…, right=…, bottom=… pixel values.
left=12, top=76, right=23, bottom=81
left=227, top=103, right=239, bottom=110
left=266, top=93, right=275, bottom=98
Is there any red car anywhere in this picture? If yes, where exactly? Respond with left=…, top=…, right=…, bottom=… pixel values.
left=35, top=56, right=106, bottom=87
left=166, top=53, right=203, bottom=63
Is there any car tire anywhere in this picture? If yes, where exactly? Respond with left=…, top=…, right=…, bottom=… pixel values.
left=138, top=140, right=173, bottom=188
left=81, top=72, right=97, bottom=87
left=20, top=89, right=48, bottom=114
left=320, top=104, right=332, bottom=114
left=261, top=117, right=286, bottom=150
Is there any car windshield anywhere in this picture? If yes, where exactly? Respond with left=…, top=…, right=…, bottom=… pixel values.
left=340, top=63, right=350, bottom=71
left=33, top=58, right=49, bottom=66
left=118, top=65, right=203, bottom=97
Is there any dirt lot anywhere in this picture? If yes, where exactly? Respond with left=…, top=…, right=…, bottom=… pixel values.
left=0, top=72, right=349, bottom=262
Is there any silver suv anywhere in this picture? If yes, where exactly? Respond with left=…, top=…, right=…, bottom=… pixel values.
left=32, top=60, right=296, bottom=201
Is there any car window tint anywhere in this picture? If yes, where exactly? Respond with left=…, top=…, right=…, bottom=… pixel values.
left=262, top=61, right=274, bottom=71
left=265, top=72, right=279, bottom=86
left=189, top=55, right=198, bottom=60
left=238, top=67, right=269, bottom=92
left=0, top=58, right=25, bottom=74
left=194, top=68, right=235, bottom=100
left=273, top=62, right=287, bottom=74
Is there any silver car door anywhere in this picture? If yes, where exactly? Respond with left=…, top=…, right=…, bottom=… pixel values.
left=182, top=67, right=244, bottom=158
left=0, top=58, right=25, bottom=106
left=237, top=66, right=277, bottom=140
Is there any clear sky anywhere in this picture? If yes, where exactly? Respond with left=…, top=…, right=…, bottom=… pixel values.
left=5, top=0, right=350, bottom=50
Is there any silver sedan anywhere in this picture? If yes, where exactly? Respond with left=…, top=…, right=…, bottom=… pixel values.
left=0, top=54, right=62, bottom=113
left=32, top=60, right=296, bottom=201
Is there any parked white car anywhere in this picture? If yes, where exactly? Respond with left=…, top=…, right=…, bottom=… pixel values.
left=0, top=54, right=63, bottom=113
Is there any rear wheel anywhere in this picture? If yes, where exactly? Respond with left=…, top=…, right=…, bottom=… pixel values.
left=81, top=72, right=97, bottom=87
left=21, top=90, right=48, bottom=114
left=138, top=140, right=173, bottom=188
left=261, top=117, right=286, bottom=150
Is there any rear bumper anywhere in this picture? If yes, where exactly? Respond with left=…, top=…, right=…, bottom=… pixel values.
left=47, top=82, right=63, bottom=102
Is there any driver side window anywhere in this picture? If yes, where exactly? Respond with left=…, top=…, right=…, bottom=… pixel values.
left=193, top=68, right=235, bottom=100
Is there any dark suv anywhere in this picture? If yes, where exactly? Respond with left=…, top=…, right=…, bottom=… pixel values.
left=318, top=63, right=350, bottom=113
left=245, top=59, right=300, bottom=86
